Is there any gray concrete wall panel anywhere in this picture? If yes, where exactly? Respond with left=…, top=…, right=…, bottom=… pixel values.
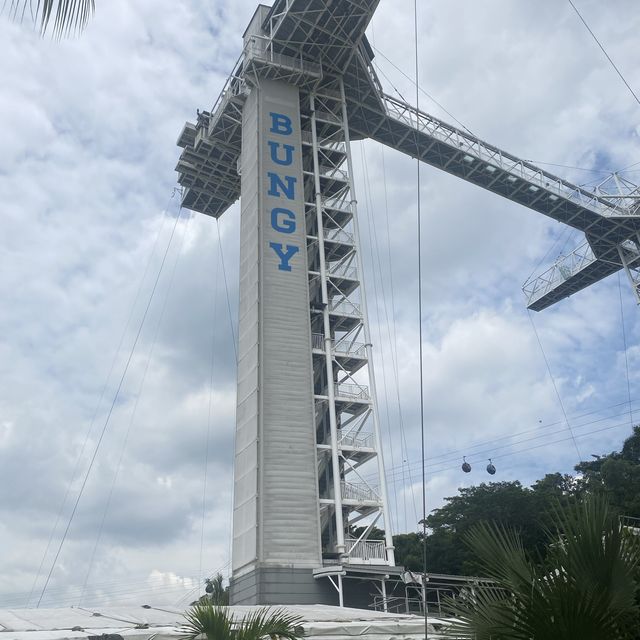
left=230, top=568, right=336, bottom=606
left=232, top=78, right=321, bottom=578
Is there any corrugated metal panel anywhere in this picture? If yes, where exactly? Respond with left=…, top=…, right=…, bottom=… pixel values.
left=232, top=79, right=321, bottom=574
left=232, top=87, right=260, bottom=574
left=258, top=80, right=321, bottom=567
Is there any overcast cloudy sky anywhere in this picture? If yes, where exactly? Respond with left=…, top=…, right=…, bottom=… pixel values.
left=1, top=0, right=639, bottom=610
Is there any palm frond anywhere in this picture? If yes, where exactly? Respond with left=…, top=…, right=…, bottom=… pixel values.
left=181, top=602, right=304, bottom=640
left=448, top=495, right=640, bottom=640
left=182, top=603, right=233, bottom=640
left=464, top=520, right=534, bottom=590
left=234, top=608, right=304, bottom=640
left=3, top=0, right=94, bottom=37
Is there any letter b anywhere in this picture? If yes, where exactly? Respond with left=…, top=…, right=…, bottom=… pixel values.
left=269, top=112, right=293, bottom=136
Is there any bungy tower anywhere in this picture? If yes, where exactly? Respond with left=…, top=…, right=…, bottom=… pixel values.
left=178, top=4, right=398, bottom=607
left=176, top=0, right=640, bottom=609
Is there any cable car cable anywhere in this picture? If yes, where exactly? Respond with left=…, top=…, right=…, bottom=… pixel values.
left=36, top=205, right=184, bottom=608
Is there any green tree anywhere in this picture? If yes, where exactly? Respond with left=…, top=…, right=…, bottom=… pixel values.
left=182, top=602, right=303, bottom=640
left=4, top=0, right=94, bottom=38
left=576, top=425, right=640, bottom=518
left=393, top=532, right=424, bottom=572
left=447, top=494, right=640, bottom=640
left=424, top=481, right=547, bottom=575
left=203, top=573, right=229, bottom=605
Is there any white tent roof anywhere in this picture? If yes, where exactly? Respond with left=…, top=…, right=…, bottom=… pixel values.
left=0, top=605, right=453, bottom=640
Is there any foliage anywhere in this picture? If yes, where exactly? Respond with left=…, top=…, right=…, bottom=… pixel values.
left=576, top=425, right=640, bottom=517
left=203, top=573, right=229, bottom=605
left=391, top=428, right=640, bottom=576
left=182, top=602, right=304, bottom=640
left=3, top=0, right=94, bottom=38
left=446, top=494, right=640, bottom=640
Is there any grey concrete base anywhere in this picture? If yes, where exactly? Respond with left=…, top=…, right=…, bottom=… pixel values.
left=230, top=566, right=407, bottom=610
left=230, top=567, right=336, bottom=606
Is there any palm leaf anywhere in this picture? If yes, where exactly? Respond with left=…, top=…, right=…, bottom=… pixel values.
left=463, top=520, right=534, bottom=592
left=181, top=602, right=303, bottom=640
left=182, top=603, right=233, bottom=640
left=447, top=495, right=640, bottom=640
left=2, top=0, right=95, bottom=37
left=234, top=608, right=304, bottom=640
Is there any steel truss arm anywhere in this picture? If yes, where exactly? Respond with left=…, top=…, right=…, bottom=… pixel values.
left=349, top=91, right=636, bottom=234
left=523, top=241, right=620, bottom=310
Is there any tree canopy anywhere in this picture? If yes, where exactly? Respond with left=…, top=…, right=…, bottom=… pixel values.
left=447, top=494, right=640, bottom=640
left=393, top=426, right=640, bottom=576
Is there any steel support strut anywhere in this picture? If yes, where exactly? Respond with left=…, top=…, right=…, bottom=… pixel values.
left=618, top=234, right=640, bottom=304
left=339, top=77, right=395, bottom=565
left=311, top=92, right=346, bottom=556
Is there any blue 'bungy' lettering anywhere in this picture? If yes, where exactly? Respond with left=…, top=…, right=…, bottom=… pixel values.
left=271, top=208, right=296, bottom=234
left=268, top=141, right=294, bottom=166
left=267, top=172, right=296, bottom=199
left=269, top=112, right=292, bottom=136
left=269, top=242, right=299, bottom=271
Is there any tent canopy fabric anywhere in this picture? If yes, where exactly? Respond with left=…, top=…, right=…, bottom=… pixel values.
left=0, top=605, right=454, bottom=640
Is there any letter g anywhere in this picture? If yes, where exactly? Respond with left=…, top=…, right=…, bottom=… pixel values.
left=271, top=208, right=296, bottom=234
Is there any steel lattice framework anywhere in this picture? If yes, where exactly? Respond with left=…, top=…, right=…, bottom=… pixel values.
left=175, top=0, right=640, bottom=608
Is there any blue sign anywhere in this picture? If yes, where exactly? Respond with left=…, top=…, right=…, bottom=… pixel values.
left=267, top=111, right=299, bottom=271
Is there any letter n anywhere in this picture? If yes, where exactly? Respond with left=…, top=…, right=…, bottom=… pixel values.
left=267, top=172, right=296, bottom=199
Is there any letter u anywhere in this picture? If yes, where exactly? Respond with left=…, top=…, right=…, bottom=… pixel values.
left=268, top=141, right=294, bottom=166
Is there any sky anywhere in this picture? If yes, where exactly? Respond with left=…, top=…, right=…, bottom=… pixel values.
left=1, top=0, right=639, bottom=610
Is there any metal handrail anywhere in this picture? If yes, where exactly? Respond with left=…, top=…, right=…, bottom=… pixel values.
left=328, top=263, right=357, bottom=279
left=621, top=515, right=640, bottom=531
left=311, top=334, right=366, bottom=358
left=324, top=228, right=354, bottom=244
left=300, top=130, right=347, bottom=153
left=244, top=35, right=322, bottom=77
left=334, top=339, right=366, bottom=357
left=319, top=166, right=349, bottom=182
left=341, top=481, right=379, bottom=502
left=330, top=300, right=361, bottom=316
left=522, top=241, right=597, bottom=305
left=383, top=92, right=627, bottom=217
left=341, top=431, right=374, bottom=448
left=344, top=537, right=386, bottom=561
left=335, top=383, right=369, bottom=400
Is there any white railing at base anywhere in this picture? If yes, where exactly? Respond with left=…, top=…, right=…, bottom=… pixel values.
left=621, top=515, right=640, bottom=533
left=344, top=537, right=386, bottom=562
